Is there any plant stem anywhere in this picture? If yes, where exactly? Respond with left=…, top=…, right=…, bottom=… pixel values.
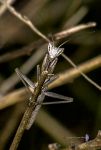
left=9, top=71, right=48, bottom=150
left=9, top=106, right=33, bottom=150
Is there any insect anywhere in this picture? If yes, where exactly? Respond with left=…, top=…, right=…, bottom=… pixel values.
left=15, top=67, right=73, bottom=129
left=15, top=42, right=73, bottom=129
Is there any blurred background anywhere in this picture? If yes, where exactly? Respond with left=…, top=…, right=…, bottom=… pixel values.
left=0, top=0, right=101, bottom=149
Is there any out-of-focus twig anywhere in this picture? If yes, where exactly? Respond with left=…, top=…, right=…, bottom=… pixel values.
left=49, top=55, right=101, bottom=90
left=62, top=54, right=101, bottom=91
left=0, top=0, right=15, bottom=16
left=63, top=6, right=88, bottom=28
left=0, top=39, right=44, bottom=63
left=0, top=1, right=50, bottom=43
left=54, top=22, right=96, bottom=40
left=0, top=88, right=26, bottom=109
left=65, top=0, right=81, bottom=19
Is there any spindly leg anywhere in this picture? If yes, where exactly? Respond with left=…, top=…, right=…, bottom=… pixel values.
left=15, top=68, right=36, bottom=93
left=44, top=91, right=73, bottom=101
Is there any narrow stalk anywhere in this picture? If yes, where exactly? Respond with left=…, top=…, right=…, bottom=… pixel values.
left=9, top=71, right=48, bottom=150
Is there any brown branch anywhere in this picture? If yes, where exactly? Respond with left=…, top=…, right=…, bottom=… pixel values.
left=54, top=22, right=96, bottom=40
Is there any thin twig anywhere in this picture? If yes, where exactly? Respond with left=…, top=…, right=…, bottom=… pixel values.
left=49, top=55, right=101, bottom=90
left=0, top=0, right=15, bottom=16
left=54, top=22, right=96, bottom=40
left=0, top=1, right=50, bottom=43
left=62, top=54, right=101, bottom=91
left=0, top=39, right=44, bottom=63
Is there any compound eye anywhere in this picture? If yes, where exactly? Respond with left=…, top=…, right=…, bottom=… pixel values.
left=48, top=43, right=52, bottom=51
